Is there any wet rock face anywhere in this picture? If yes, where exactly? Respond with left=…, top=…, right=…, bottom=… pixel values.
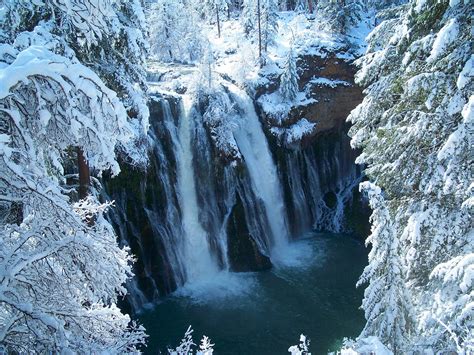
left=103, top=94, right=185, bottom=311
left=226, top=193, right=272, bottom=272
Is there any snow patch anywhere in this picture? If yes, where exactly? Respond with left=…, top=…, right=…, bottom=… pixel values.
left=457, top=56, right=473, bottom=90
left=428, top=18, right=459, bottom=62
left=258, top=91, right=316, bottom=125
left=270, top=118, right=317, bottom=146
left=310, top=77, right=351, bottom=88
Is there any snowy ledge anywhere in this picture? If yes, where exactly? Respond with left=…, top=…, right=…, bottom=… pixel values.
left=309, top=77, right=352, bottom=88
left=270, top=118, right=317, bottom=147
left=257, top=91, right=316, bottom=126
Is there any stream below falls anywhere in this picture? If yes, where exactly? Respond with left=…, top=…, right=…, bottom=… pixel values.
left=137, top=232, right=367, bottom=354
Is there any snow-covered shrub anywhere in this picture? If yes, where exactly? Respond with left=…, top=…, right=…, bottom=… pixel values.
left=168, top=326, right=215, bottom=355
left=339, top=336, right=393, bottom=355
left=198, top=83, right=242, bottom=162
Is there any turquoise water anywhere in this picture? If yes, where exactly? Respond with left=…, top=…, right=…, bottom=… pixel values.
left=138, top=233, right=367, bottom=354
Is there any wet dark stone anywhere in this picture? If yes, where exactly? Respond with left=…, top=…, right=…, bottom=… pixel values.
left=324, top=191, right=338, bottom=209
left=227, top=193, right=272, bottom=272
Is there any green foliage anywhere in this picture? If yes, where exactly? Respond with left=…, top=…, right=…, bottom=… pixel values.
left=409, top=0, right=449, bottom=39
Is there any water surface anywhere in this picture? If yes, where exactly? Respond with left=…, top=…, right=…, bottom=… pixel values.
left=138, top=233, right=367, bottom=354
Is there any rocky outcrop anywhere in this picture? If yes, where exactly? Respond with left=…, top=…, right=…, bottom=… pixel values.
left=256, top=51, right=363, bottom=146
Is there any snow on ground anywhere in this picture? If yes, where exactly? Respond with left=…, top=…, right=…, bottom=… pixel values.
left=310, top=77, right=352, bottom=88
left=148, top=10, right=371, bottom=96
left=207, top=12, right=357, bottom=86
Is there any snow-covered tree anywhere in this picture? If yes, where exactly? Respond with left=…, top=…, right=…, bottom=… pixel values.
left=280, top=44, right=299, bottom=101
left=241, top=0, right=278, bottom=64
left=0, top=42, right=146, bottom=354
left=1, top=0, right=150, bottom=166
left=356, top=183, right=411, bottom=353
left=315, top=0, right=367, bottom=35
left=242, top=0, right=258, bottom=35
left=148, top=0, right=185, bottom=62
left=206, top=0, right=229, bottom=37
left=101, top=0, right=150, bottom=137
left=294, top=0, right=314, bottom=12
left=288, top=334, right=311, bottom=355
left=349, top=0, right=473, bottom=351
left=149, top=0, right=204, bottom=63
left=0, top=0, right=149, bottom=351
left=168, top=326, right=215, bottom=355
left=199, top=41, right=217, bottom=92
left=261, top=0, right=279, bottom=52
left=235, top=41, right=258, bottom=86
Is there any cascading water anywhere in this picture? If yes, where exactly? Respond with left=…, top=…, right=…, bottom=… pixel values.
left=275, top=133, right=364, bottom=236
left=171, top=95, right=219, bottom=280
left=228, top=84, right=290, bottom=255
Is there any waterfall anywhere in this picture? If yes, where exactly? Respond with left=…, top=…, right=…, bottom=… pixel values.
left=104, top=86, right=364, bottom=312
left=277, top=138, right=363, bottom=235
left=228, top=84, right=290, bottom=255
left=169, top=95, right=220, bottom=280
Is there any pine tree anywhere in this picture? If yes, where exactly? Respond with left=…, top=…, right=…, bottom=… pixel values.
left=356, top=182, right=412, bottom=353
left=349, top=0, right=472, bottom=351
left=241, top=0, right=278, bottom=65
left=200, top=41, right=216, bottom=90
left=315, top=0, right=367, bottom=34
left=149, top=0, right=205, bottom=63
left=261, top=0, right=279, bottom=52
left=242, top=0, right=257, bottom=35
left=280, top=44, right=299, bottom=101
left=149, top=0, right=185, bottom=61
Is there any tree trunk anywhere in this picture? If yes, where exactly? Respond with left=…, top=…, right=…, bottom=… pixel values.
left=257, top=0, right=262, bottom=67
left=217, top=7, right=221, bottom=37
left=307, top=0, right=313, bottom=13
left=77, top=147, right=90, bottom=199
